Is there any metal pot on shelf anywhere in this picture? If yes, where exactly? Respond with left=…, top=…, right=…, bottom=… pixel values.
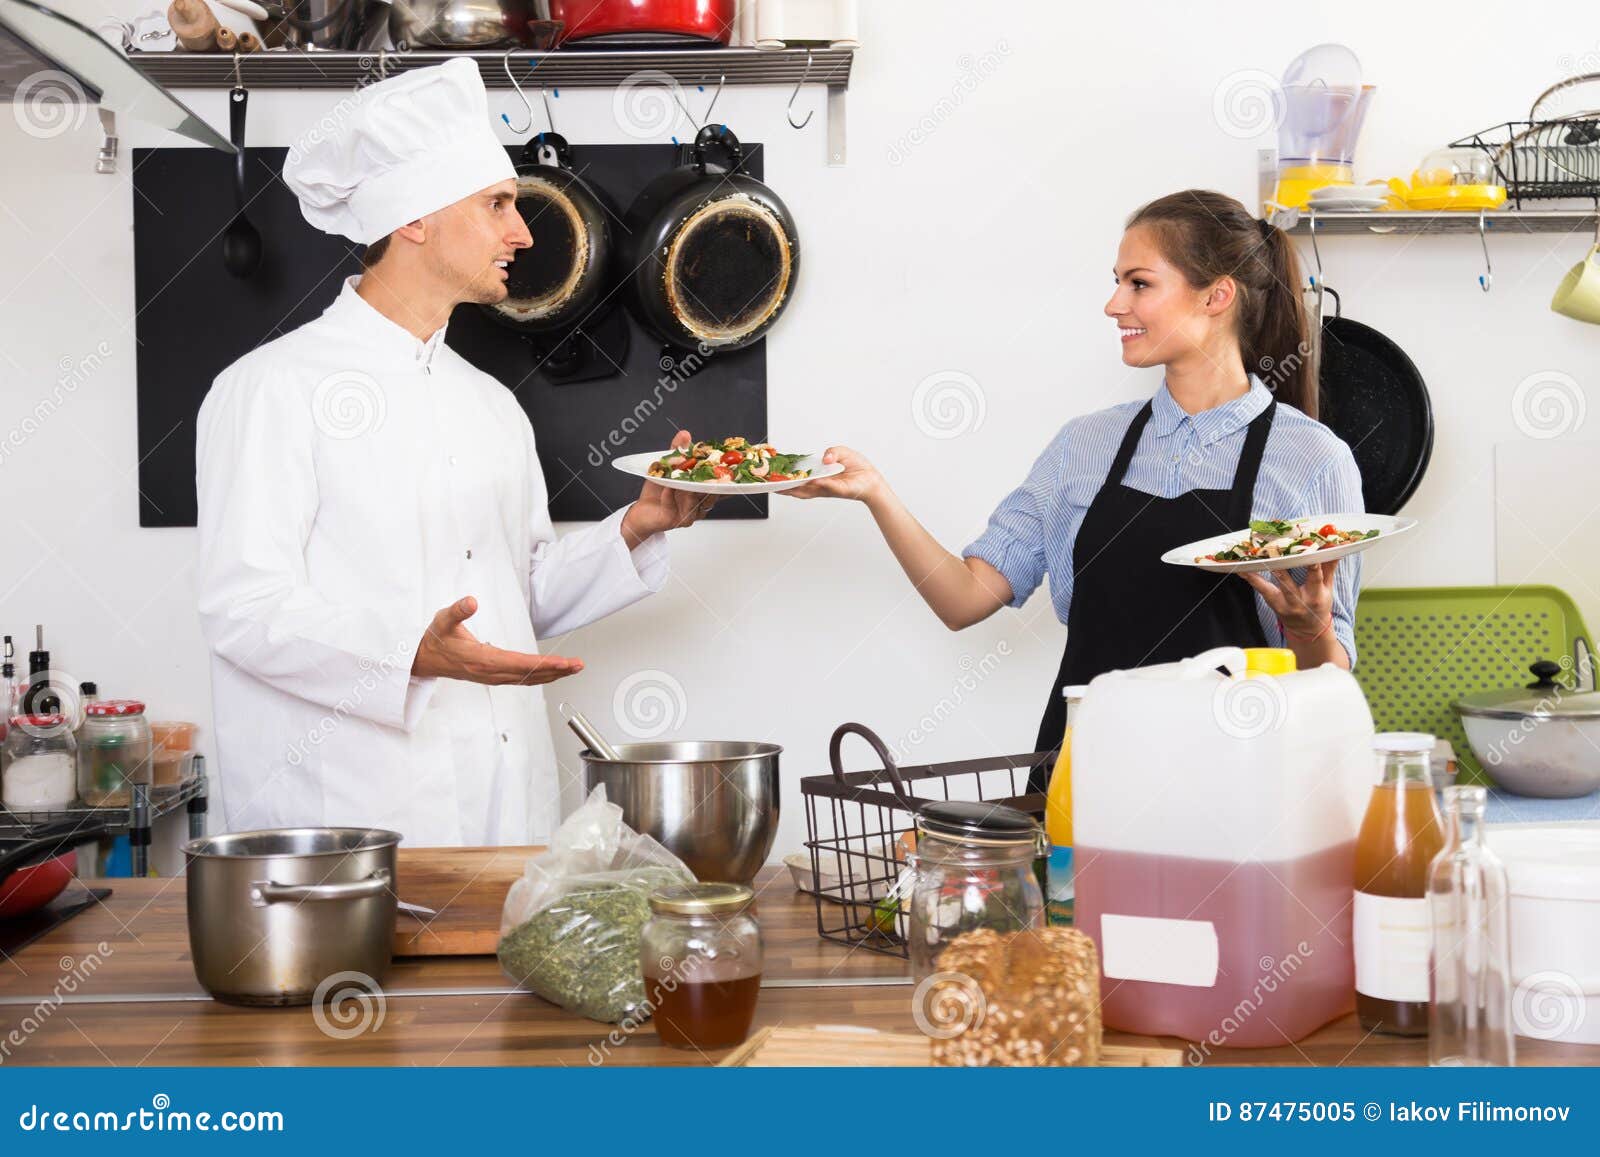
left=1455, top=660, right=1600, bottom=798
left=182, top=827, right=399, bottom=1006
left=580, top=741, right=781, bottom=884
left=388, top=0, right=542, bottom=47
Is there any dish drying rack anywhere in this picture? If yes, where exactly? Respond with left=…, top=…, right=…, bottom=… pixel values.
left=1451, top=73, right=1600, bottom=206
left=799, top=723, right=1050, bottom=959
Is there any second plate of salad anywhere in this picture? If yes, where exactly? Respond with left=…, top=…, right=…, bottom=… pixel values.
left=611, top=437, right=844, bottom=495
left=1162, top=513, right=1416, bottom=574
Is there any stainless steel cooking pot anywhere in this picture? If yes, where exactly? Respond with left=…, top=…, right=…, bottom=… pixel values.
left=1456, top=660, right=1600, bottom=798
left=182, top=827, right=399, bottom=1006
left=582, top=741, right=780, bottom=884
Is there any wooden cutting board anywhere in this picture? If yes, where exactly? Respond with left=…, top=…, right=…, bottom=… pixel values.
left=718, top=1026, right=1185, bottom=1067
left=392, top=846, right=541, bottom=958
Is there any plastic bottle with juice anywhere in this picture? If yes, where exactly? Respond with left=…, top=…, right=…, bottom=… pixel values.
left=1044, top=685, right=1086, bottom=926
left=1353, top=732, right=1444, bottom=1036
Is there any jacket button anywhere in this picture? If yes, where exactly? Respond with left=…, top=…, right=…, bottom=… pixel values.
left=466, top=549, right=473, bottom=559
left=501, top=733, right=509, bottom=743
left=449, top=456, right=458, bottom=466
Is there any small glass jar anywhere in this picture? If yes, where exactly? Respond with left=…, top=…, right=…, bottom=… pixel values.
left=77, top=699, right=153, bottom=808
left=908, top=800, right=1046, bottom=979
left=3, top=714, right=78, bottom=811
left=641, top=883, right=763, bottom=1050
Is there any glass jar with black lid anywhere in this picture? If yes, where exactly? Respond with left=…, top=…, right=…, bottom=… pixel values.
left=907, top=800, right=1046, bottom=979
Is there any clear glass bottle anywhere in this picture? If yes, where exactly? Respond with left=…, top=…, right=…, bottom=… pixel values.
left=907, top=800, right=1045, bottom=979
left=1428, top=785, right=1515, bottom=1067
left=640, top=883, right=763, bottom=1050
left=1354, top=732, right=1444, bottom=1036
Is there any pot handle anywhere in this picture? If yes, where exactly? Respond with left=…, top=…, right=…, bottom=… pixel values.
left=693, top=123, right=743, bottom=175
left=250, top=868, right=391, bottom=907
left=521, top=130, right=573, bottom=171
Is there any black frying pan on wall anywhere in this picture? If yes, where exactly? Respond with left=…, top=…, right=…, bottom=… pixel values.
left=1315, top=286, right=1435, bottom=516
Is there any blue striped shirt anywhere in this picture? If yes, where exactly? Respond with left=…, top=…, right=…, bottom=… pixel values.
left=962, top=376, right=1365, bottom=664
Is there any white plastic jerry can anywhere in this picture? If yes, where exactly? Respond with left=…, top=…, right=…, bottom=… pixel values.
left=1071, top=646, right=1375, bottom=1049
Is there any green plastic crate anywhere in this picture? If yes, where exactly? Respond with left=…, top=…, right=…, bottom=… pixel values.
left=1354, top=585, right=1593, bottom=783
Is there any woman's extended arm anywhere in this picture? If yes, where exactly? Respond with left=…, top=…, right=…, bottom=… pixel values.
left=784, top=448, right=1013, bottom=630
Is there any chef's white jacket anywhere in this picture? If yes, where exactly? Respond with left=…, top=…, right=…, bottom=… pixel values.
left=195, top=275, right=667, bottom=845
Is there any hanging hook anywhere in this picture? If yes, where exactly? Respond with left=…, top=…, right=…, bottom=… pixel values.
left=232, top=52, right=243, bottom=92
left=787, top=49, right=814, bottom=129
left=1306, top=210, right=1325, bottom=317
left=500, top=51, right=553, bottom=135
left=701, top=73, right=726, bottom=129
left=1478, top=209, right=1493, bottom=292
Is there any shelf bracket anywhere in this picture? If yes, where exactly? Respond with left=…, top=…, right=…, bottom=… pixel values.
left=95, top=107, right=117, bottom=174
left=826, top=83, right=846, bottom=167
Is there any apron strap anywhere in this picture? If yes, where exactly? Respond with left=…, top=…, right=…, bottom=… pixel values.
left=1107, top=401, right=1155, bottom=486
left=1229, top=400, right=1277, bottom=505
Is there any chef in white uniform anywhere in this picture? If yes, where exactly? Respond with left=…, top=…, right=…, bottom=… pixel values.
left=195, top=59, right=708, bottom=845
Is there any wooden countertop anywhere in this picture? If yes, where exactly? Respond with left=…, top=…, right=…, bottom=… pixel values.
left=0, top=867, right=1591, bottom=1067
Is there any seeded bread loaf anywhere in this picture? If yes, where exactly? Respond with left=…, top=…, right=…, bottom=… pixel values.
left=927, top=927, right=1101, bottom=1067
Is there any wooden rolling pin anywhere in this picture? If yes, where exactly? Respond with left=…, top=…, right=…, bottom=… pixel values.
left=237, top=30, right=262, bottom=51
left=214, top=25, right=237, bottom=52
left=168, top=0, right=219, bottom=51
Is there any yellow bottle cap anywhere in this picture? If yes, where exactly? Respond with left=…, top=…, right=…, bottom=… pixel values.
left=1243, top=647, right=1297, bottom=676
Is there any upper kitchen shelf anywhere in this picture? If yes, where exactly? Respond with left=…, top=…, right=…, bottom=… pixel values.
left=126, top=45, right=855, bottom=90
left=1282, top=208, right=1600, bottom=235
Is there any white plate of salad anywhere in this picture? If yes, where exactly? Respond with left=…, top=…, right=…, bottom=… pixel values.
left=612, top=437, right=842, bottom=495
left=1162, top=513, right=1416, bottom=574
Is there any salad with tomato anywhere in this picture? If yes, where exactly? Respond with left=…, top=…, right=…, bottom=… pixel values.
left=646, top=437, right=812, bottom=485
left=1201, top=518, right=1379, bottom=563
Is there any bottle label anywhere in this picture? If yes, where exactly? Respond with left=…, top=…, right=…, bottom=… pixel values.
left=1353, top=890, right=1430, bottom=1002
left=1046, top=846, right=1073, bottom=926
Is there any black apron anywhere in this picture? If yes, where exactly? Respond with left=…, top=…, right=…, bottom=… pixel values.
left=1031, top=399, right=1277, bottom=771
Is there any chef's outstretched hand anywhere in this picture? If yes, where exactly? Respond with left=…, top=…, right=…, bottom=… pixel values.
left=621, top=429, right=717, bottom=547
left=413, top=596, right=583, bottom=685
left=782, top=446, right=886, bottom=504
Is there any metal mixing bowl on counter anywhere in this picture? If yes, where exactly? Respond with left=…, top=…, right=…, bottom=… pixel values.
left=581, top=741, right=781, bottom=884
left=182, top=827, right=399, bottom=1006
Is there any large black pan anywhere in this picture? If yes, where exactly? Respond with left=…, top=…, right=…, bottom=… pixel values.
left=484, top=131, right=618, bottom=337
left=1315, top=287, right=1434, bottom=516
left=622, top=124, right=800, bottom=352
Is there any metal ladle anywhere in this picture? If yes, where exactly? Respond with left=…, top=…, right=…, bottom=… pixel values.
left=221, top=77, right=262, bottom=279
left=559, top=702, right=620, bottom=761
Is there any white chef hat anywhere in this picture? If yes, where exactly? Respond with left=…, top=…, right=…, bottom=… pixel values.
left=283, top=58, right=516, bottom=245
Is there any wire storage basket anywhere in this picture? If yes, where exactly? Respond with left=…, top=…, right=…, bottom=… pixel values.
left=1451, top=74, right=1600, bottom=206
left=799, top=722, right=1050, bottom=959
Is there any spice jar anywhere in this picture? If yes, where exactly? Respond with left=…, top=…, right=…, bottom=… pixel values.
left=907, top=800, right=1046, bottom=979
left=3, top=714, right=78, bottom=811
left=77, top=700, right=153, bottom=807
left=641, top=883, right=763, bottom=1050
left=149, top=721, right=198, bottom=788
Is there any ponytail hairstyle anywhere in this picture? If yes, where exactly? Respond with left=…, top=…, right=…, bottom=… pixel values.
left=1125, top=190, right=1317, bottom=419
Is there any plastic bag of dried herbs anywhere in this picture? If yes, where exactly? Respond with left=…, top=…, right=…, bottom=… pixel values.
left=497, top=785, right=694, bottom=1023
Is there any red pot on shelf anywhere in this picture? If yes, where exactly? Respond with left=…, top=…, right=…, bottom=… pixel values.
left=0, top=820, right=112, bottom=919
left=546, top=0, right=736, bottom=45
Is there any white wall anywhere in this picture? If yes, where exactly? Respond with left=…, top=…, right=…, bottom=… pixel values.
left=3, top=1, right=1598, bottom=868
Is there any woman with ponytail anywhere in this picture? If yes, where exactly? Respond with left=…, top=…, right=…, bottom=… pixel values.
left=788, top=188, right=1364, bottom=752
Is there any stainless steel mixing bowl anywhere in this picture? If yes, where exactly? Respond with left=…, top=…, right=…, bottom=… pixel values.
left=582, top=740, right=781, bottom=884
